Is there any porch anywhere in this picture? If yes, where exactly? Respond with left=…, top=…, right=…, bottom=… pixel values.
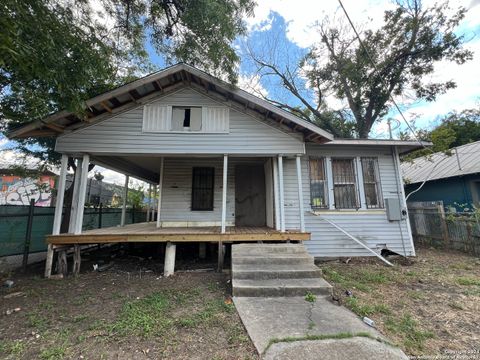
left=47, top=222, right=310, bottom=244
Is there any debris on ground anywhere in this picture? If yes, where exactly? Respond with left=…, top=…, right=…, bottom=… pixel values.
left=3, top=291, right=25, bottom=299
left=3, top=280, right=14, bottom=288
left=362, top=316, right=375, bottom=327
left=5, top=307, right=21, bottom=315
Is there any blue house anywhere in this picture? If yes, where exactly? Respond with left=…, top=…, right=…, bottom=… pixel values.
left=401, top=141, right=480, bottom=211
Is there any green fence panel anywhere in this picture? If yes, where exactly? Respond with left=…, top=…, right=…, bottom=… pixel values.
left=0, top=206, right=147, bottom=257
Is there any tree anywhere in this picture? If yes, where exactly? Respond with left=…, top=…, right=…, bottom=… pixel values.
left=248, top=0, right=472, bottom=138
left=401, top=108, right=480, bottom=160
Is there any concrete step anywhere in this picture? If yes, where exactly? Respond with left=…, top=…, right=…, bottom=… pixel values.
left=232, top=244, right=309, bottom=256
left=232, top=263, right=322, bottom=280
left=232, top=254, right=314, bottom=266
left=232, top=278, right=333, bottom=297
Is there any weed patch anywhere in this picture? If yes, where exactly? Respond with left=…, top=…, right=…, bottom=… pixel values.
left=456, top=277, right=480, bottom=286
left=385, top=314, right=434, bottom=352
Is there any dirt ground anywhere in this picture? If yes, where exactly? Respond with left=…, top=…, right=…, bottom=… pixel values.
left=319, top=247, right=480, bottom=357
left=0, top=245, right=258, bottom=360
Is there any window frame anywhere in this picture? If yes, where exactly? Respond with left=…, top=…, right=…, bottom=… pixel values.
left=331, top=157, right=360, bottom=210
left=171, top=106, right=202, bottom=132
left=309, top=157, right=329, bottom=209
left=191, top=167, right=215, bottom=211
left=361, top=157, right=384, bottom=209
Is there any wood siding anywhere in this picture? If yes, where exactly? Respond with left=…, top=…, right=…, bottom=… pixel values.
left=55, top=88, right=304, bottom=155
left=283, top=144, right=414, bottom=257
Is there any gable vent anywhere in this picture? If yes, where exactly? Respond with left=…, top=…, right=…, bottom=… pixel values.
left=202, top=107, right=229, bottom=133
left=142, top=104, right=171, bottom=132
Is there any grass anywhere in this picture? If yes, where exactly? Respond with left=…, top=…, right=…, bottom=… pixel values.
left=304, top=291, right=317, bottom=303
left=27, top=312, right=50, bottom=331
left=456, top=277, right=480, bottom=286
left=345, top=297, right=391, bottom=317
left=0, top=340, right=26, bottom=356
left=39, top=344, right=68, bottom=360
left=385, top=314, right=434, bottom=352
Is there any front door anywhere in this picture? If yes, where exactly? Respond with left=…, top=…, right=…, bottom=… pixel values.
left=235, top=165, right=266, bottom=227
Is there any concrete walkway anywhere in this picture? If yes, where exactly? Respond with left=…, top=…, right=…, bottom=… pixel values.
left=234, top=296, right=408, bottom=359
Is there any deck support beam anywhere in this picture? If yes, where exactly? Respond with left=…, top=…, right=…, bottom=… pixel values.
left=199, top=243, right=206, bottom=259
left=74, top=154, right=90, bottom=235
left=164, top=241, right=176, bottom=276
left=120, top=175, right=129, bottom=227
left=46, top=154, right=68, bottom=278
left=296, top=155, right=305, bottom=232
left=156, top=157, right=164, bottom=228
left=272, top=157, right=280, bottom=231
left=278, top=155, right=286, bottom=232
left=72, top=244, right=81, bottom=276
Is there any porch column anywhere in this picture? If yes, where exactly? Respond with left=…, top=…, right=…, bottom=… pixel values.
left=146, top=184, right=151, bottom=222
left=120, top=175, right=129, bottom=227
left=151, top=186, right=156, bottom=221
left=296, top=155, right=306, bottom=232
left=355, top=157, right=367, bottom=210
left=221, top=155, right=228, bottom=234
left=164, top=241, right=176, bottom=276
left=278, top=155, right=286, bottom=232
left=156, top=157, right=164, bottom=228
left=45, top=154, right=68, bottom=278
left=74, top=154, right=89, bottom=235
left=68, top=158, right=82, bottom=233
left=272, top=157, right=281, bottom=231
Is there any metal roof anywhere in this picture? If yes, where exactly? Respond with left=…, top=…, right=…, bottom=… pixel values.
left=401, top=140, right=480, bottom=184
left=7, top=63, right=333, bottom=143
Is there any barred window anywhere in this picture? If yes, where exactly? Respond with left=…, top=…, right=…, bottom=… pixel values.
left=309, top=157, right=328, bottom=209
left=361, top=157, right=383, bottom=209
left=332, top=158, right=359, bottom=209
left=191, top=167, right=214, bottom=210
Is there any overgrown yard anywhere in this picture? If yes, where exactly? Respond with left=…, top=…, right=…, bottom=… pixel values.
left=0, top=256, right=257, bottom=359
left=319, top=247, right=480, bottom=357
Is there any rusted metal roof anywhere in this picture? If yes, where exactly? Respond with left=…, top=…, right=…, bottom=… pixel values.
left=401, top=140, right=480, bottom=184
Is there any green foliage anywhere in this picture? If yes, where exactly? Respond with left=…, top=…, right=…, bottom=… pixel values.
left=302, top=0, right=472, bottom=137
left=456, top=277, right=480, bottom=286
left=385, top=314, right=434, bottom=352
left=345, top=297, right=391, bottom=317
left=127, top=181, right=145, bottom=209
left=304, top=291, right=317, bottom=303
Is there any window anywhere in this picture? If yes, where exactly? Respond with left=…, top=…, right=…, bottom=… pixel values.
left=171, top=106, right=202, bottom=131
left=309, top=157, right=328, bottom=209
left=191, top=167, right=214, bottom=210
left=332, top=158, right=359, bottom=209
left=361, top=157, right=383, bottom=209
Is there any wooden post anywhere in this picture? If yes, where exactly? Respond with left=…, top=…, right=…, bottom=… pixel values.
left=278, top=155, right=286, bottom=232
left=146, top=184, right=151, bottom=222
left=72, top=244, right=81, bottom=276
left=121, top=175, right=129, bottom=227
left=22, top=198, right=35, bottom=272
left=295, top=155, right=305, bottom=232
left=437, top=203, right=449, bottom=249
left=156, top=157, right=164, bottom=228
left=221, top=155, right=228, bottom=234
left=217, top=243, right=224, bottom=273
left=57, top=249, right=68, bottom=277
left=199, top=243, right=206, bottom=259
left=68, top=158, right=82, bottom=233
left=164, top=242, right=176, bottom=276
left=272, top=157, right=280, bottom=230
left=52, top=154, right=68, bottom=235
left=355, top=157, right=367, bottom=210
left=74, top=154, right=90, bottom=234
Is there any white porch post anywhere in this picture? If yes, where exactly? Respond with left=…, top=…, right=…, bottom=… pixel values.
left=355, top=157, right=367, bottom=210
left=74, top=154, right=89, bottom=234
left=120, top=175, right=129, bottom=227
left=156, top=157, right=164, bottom=228
left=151, top=186, right=156, bottom=221
left=146, top=184, right=151, bottom=222
left=326, top=157, right=335, bottom=210
left=296, top=155, right=305, bottom=232
left=278, top=155, right=286, bottom=232
left=221, top=155, right=228, bottom=234
left=272, top=157, right=280, bottom=231
left=45, top=154, right=68, bottom=278
left=164, top=241, right=176, bottom=276
left=68, top=158, right=82, bottom=233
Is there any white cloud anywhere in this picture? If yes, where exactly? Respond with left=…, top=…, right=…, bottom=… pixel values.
left=237, top=73, right=269, bottom=97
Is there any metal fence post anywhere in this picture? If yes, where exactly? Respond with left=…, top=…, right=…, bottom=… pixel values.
left=98, top=203, right=103, bottom=229
left=131, top=205, right=135, bottom=224
left=22, top=198, right=35, bottom=272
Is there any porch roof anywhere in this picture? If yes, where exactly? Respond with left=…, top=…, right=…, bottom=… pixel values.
left=7, top=63, right=333, bottom=143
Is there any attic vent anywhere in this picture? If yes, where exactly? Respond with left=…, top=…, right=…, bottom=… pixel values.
left=142, top=104, right=171, bottom=132
left=202, top=107, right=229, bottom=133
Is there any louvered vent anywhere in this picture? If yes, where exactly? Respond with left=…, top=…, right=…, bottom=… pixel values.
left=142, top=104, right=171, bottom=132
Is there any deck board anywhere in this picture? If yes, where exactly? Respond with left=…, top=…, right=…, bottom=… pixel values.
left=47, top=222, right=310, bottom=245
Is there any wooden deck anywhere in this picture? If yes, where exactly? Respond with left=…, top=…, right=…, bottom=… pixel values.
left=47, top=222, right=310, bottom=245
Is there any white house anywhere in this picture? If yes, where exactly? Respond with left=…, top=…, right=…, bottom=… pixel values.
left=8, top=64, right=425, bottom=277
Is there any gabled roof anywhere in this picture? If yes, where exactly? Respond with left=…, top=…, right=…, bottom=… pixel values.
left=401, top=140, right=480, bottom=184
left=7, top=63, right=333, bottom=142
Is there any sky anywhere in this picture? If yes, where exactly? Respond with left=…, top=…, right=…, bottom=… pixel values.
left=1, top=0, right=480, bottom=185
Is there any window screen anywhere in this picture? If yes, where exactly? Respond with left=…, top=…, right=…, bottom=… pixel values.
left=309, top=157, right=328, bottom=208
left=191, top=167, right=214, bottom=211
left=361, top=157, right=383, bottom=208
left=171, top=107, right=202, bottom=131
left=332, top=158, right=359, bottom=209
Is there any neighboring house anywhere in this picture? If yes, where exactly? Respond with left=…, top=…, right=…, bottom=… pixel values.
left=65, top=174, right=122, bottom=207
left=402, top=141, right=480, bottom=211
left=8, top=63, right=424, bottom=274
